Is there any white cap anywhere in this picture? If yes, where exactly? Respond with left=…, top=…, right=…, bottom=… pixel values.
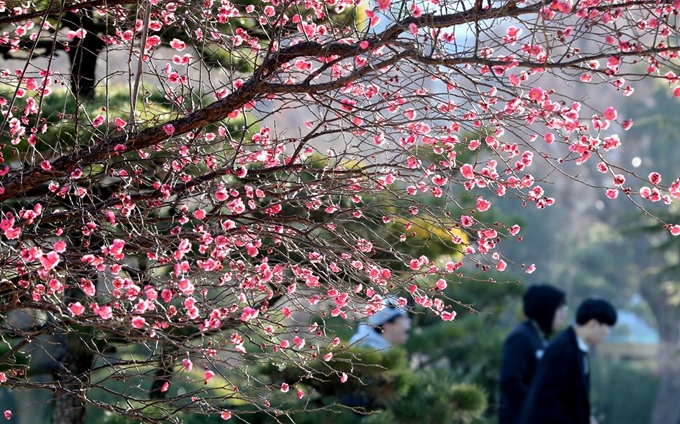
left=366, top=296, right=407, bottom=326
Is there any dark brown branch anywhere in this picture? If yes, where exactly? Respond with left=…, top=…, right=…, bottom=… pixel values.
left=0, top=77, right=264, bottom=203
left=258, top=2, right=542, bottom=76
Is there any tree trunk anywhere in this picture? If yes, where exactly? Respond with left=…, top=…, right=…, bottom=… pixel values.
left=149, top=348, right=175, bottom=400
left=650, top=341, right=680, bottom=424
left=50, top=333, right=94, bottom=424
left=63, top=11, right=106, bottom=100
left=51, top=390, right=89, bottom=424
left=643, top=282, right=680, bottom=424
left=50, top=332, right=94, bottom=424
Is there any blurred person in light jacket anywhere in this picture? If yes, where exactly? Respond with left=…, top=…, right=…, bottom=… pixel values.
left=349, top=295, right=411, bottom=349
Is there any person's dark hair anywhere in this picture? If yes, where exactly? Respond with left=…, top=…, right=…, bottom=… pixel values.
left=523, top=283, right=567, bottom=337
left=575, top=298, right=617, bottom=326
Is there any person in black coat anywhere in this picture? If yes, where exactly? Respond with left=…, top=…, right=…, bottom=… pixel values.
left=499, top=284, right=567, bottom=424
left=520, top=298, right=617, bottom=424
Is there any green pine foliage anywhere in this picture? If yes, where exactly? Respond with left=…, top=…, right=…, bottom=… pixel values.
left=389, top=369, right=487, bottom=424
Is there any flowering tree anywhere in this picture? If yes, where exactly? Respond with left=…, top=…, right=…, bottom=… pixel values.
left=2, top=0, right=680, bottom=422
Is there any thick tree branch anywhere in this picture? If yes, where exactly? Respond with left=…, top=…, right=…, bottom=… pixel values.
left=0, top=77, right=264, bottom=202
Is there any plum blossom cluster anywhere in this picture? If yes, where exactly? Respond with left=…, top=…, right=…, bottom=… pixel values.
left=2, top=0, right=680, bottom=420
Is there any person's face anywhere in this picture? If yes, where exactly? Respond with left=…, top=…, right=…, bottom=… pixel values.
left=552, top=304, right=568, bottom=331
left=382, top=315, right=412, bottom=346
left=586, top=320, right=611, bottom=346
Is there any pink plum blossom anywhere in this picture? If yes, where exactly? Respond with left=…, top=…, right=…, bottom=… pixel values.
left=170, top=38, right=186, bottom=51
left=69, top=302, right=85, bottom=316
left=460, top=164, right=474, bottom=179
left=441, top=311, right=457, bottom=321
left=131, top=316, right=146, bottom=329
left=39, top=251, right=60, bottom=271
left=240, top=307, right=259, bottom=321
left=476, top=197, right=491, bottom=212
left=603, top=106, right=617, bottom=121
left=182, top=358, right=193, bottom=372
